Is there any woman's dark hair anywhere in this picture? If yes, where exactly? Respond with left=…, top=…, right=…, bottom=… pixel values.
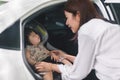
left=64, top=0, right=103, bottom=41
left=64, top=0, right=103, bottom=26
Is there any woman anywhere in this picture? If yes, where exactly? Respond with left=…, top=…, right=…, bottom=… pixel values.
left=35, top=0, right=120, bottom=80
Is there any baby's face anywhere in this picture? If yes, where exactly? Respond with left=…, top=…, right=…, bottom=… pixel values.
left=29, top=31, right=41, bottom=45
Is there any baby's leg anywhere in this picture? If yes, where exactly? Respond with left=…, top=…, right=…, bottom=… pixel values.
left=43, top=71, right=53, bottom=80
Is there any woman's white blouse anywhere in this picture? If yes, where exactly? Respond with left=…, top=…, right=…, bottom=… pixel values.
left=57, top=19, right=120, bottom=80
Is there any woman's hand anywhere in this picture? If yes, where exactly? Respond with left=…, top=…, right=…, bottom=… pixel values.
left=51, top=50, right=67, bottom=58
left=35, top=62, right=52, bottom=72
left=50, top=50, right=75, bottom=63
left=35, top=62, right=61, bottom=73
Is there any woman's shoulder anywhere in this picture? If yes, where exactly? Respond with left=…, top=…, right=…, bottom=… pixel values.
left=79, top=18, right=117, bottom=40
left=80, top=18, right=110, bottom=30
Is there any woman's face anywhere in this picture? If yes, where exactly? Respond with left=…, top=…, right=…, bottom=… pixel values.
left=29, top=31, right=41, bottom=46
left=64, top=11, right=80, bottom=33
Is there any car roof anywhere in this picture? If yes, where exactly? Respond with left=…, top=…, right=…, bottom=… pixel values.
left=0, top=0, right=51, bottom=33
left=105, top=0, right=120, bottom=3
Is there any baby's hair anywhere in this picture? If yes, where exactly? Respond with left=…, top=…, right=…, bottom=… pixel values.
left=24, top=27, right=42, bottom=45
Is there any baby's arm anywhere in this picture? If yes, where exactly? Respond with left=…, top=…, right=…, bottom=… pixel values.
left=26, top=50, right=36, bottom=65
left=59, top=57, right=72, bottom=65
left=50, top=51, right=72, bottom=65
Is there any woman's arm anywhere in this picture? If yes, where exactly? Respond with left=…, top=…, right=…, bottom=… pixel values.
left=36, top=34, right=96, bottom=80
left=35, top=62, right=61, bottom=73
left=55, top=34, right=96, bottom=80
left=65, top=54, right=75, bottom=63
left=51, top=50, right=75, bottom=63
left=67, top=34, right=96, bottom=80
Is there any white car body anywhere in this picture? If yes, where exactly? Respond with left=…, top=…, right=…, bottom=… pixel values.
left=0, top=0, right=120, bottom=80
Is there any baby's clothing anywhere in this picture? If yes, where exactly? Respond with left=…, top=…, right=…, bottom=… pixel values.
left=26, top=44, right=49, bottom=64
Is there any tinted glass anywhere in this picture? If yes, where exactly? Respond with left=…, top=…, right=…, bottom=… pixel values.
left=0, top=20, right=20, bottom=50
left=109, top=3, right=120, bottom=24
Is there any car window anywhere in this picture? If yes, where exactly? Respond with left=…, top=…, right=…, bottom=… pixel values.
left=108, top=3, right=120, bottom=24
left=0, top=20, right=20, bottom=50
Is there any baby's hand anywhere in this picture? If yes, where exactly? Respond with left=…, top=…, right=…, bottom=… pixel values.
left=50, top=51, right=59, bottom=61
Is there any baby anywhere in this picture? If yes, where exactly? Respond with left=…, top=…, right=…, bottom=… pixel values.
left=25, top=28, right=57, bottom=80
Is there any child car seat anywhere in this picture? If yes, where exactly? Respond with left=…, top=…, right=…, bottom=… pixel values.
left=24, top=20, right=58, bottom=80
